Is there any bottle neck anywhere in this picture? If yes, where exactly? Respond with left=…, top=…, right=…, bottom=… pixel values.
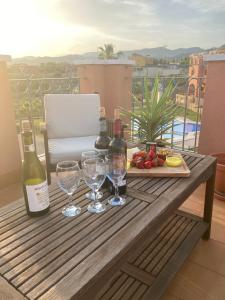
left=99, top=117, right=107, bottom=136
left=23, top=132, right=35, bottom=154
left=113, top=119, right=122, bottom=138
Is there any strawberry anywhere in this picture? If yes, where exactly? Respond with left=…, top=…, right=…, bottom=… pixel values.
left=132, top=151, right=147, bottom=159
left=152, top=159, right=158, bottom=167
left=157, top=157, right=165, bottom=166
left=136, top=160, right=145, bottom=169
left=157, top=153, right=166, bottom=161
left=147, top=149, right=156, bottom=160
left=144, top=161, right=152, bottom=169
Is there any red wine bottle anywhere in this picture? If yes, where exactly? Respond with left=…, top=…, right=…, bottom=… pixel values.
left=108, top=109, right=127, bottom=195
left=95, top=107, right=111, bottom=156
left=95, top=107, right=111, bottom=188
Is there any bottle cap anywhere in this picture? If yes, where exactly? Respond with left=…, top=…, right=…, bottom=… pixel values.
left=99, top=107, right=106, bottom=118
left=21, top=120, right=31, bottom=132
left=114, top=108, right=120, bottom=119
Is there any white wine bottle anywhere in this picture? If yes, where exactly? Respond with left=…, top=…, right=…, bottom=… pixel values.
left=22, top=120, right=50, bottom=216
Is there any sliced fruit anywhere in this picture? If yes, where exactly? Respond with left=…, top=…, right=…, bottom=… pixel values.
left=166, top=156, right=182, bottom=167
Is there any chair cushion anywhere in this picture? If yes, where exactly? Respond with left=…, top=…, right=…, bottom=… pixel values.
left=48, top=136, right=98, bottom=164
left=44, top=94, right=100, bottom=139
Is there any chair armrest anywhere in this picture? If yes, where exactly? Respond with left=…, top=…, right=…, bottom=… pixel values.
left=40, top=122, right=47, bottom=134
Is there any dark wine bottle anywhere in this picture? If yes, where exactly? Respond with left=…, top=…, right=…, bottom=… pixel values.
left=22, top=120, right=50, bottom=216
left=95, top=107, right=111, bottom=188
left=108, top=108, right=127, bottom=195
left=95, top=107, right=111, bottom=156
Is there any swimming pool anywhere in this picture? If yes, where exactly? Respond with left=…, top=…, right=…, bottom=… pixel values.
left=163, top=121, right=201, bottom=139
left=132, top=120, right=201, bottom=140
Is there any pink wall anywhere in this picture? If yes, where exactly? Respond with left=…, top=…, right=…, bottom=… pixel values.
left=198, top=56, right=225, bottom=154
left=0, top=61, right=21, bottom=188
left=77, top=62, right=133, bottom=120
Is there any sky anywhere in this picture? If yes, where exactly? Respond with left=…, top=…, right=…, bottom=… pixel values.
left=0, top=0, right=225, bottom=58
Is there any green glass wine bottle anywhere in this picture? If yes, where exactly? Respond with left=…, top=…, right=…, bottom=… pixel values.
left=22, top=120, right=50, bottom=216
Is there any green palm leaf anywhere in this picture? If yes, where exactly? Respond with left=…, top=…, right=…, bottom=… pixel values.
left=121, top=76, right=180, bottom=145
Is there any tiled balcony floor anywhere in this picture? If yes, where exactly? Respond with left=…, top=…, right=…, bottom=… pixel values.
left=0, top=182, right=225, bottom=300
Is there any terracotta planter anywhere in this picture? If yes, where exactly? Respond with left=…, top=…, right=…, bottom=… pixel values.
left=211, top=153, right=225, bottom=201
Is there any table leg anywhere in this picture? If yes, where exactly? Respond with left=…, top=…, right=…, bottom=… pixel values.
left=202, top=163, right=216, bottom=240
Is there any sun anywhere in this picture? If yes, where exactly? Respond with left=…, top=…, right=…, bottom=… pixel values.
left=0, top=0, right=93, bottom=57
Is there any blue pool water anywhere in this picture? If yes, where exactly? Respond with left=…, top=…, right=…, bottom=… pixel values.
left=163, top=121, right=201, bottom=139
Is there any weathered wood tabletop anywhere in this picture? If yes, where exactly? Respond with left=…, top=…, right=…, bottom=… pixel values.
left=0, top=152, right=216, bottom=300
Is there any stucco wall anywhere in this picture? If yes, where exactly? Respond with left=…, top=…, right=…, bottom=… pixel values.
left=77, top=63, right=133, bottom=120
left=198, top=57, right=225, bottom=154
left=0, top=61, right=21, bottom=188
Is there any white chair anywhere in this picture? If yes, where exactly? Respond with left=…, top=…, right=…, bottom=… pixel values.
left=43, top=94, right=100, bottom=184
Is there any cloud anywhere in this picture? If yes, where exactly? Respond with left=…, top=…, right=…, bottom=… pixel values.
left=172, top=0, right=225, bottom=12
left=55, top=0, right=160, bottom=46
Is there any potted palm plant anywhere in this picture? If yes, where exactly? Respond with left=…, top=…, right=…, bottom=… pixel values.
left=121, top=76, right=180, bottom=147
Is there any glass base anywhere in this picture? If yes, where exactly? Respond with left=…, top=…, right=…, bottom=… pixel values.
left=108, top=196, right=126, bottom=206
left=86, top=191, right=103, bottom=200
left=87, top=202, right=106, bottom=213
left=62, top=205, right=81, bottom=217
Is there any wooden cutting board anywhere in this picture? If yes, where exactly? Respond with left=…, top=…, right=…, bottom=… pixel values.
left=127, top=154, right=190, bottom=177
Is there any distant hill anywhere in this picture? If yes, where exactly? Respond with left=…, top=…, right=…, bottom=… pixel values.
left=12, top=46, right=211, bottom=65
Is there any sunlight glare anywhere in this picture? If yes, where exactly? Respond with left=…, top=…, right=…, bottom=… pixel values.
left=0, top=0, right=91, bottom=57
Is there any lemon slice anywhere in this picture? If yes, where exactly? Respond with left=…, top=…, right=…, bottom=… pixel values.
left=166, top=156, right=182, bottom=167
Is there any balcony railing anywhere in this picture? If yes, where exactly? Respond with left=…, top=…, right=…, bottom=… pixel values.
left=10, top=74, right=205, bottom=157
left=132, top=75, right=205, bottom=152
left=11, top=77, right=80, bottom=155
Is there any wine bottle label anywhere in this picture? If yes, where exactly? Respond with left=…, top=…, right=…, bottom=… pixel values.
left=24, top=144, right=35, bottom=152
left=26, top=181, right=49, bottom=212
left=118, top=179, right=126, bottom=187
left=100, top=120, right=107, bottom=132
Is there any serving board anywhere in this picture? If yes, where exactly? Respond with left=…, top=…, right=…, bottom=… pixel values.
left=127, top=154, right=191, bottom=177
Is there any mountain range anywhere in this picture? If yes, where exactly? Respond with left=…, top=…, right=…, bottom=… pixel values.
left=12, top=46, right=213, bottom=65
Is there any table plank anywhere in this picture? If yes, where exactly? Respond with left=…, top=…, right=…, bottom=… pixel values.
left=0, top=152, right=216, bottom=300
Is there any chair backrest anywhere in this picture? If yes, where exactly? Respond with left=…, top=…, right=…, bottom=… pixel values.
left=44, top=94, right=100, bottom=139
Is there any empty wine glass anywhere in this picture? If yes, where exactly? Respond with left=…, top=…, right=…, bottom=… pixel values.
left=107, top=154, right=126, bottom=206
left=81, top=150, right=103, bottom=200
left=56, top=161, right=81, bottom=217
left=83, top=158, right=106, bottom=213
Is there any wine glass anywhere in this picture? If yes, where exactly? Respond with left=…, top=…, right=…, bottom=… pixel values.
left=56, top=161, right=81, bottom=217
left=83, top=158, right=107, bottom=213
left=106, top=154, right=126, bottom=206
left=81, top=150, right=103, bottom=200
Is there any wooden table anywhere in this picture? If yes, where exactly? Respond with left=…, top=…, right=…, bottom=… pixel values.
left=0, top=152, right=216, bottom=300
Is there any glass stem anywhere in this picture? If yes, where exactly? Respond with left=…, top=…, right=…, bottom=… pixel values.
left=115, top=184, right=119, bottom=199
left=68, top=194, right=73, bottom=206
left=93, top=190, right=98, bottom=206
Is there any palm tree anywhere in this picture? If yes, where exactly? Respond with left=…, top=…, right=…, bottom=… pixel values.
left=98, top=44, right=122, bottom=59
left=121, top=76, right=180, bottom=144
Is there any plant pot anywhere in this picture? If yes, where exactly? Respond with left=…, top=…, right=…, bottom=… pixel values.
left=211, top=153, right=225, bottom=202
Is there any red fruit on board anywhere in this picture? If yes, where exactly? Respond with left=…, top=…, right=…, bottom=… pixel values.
left=138, top=151, right=147, bottom=158
left=132, top=151, right=147, bottom=159
left=157, top=157, right=165, bottom=166
left=144, top=161, right=152, bottom=169
left=148, top=149, right=155, bottom=160
left=136, top=160, right=145, bottom=169
left=152, top=159, right=158, bottom=167
left=132, top=153, right=138, bottom=159
left=157, top=153, right=166, bottom=161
